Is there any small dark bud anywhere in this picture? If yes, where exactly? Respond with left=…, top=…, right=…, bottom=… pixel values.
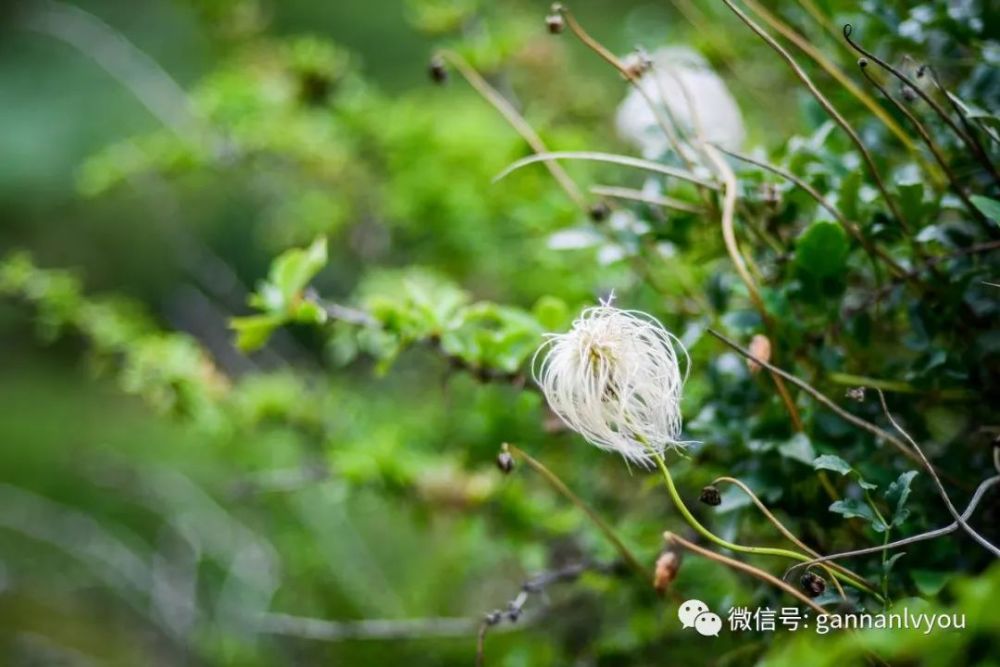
left=588, top=201, right=610, bottom=222
left=800, top=571, right=827, bottom=598
left=901, top=86, right=918, bottom=102
left=428, top=55, right=448, bottom=84
left=858, top=57, right=868, bottom=68
left=496, top=451, right=515, bottom=474
left=699, top=485, right=722, bottom=506
left=545, top=13, right=565, bottom=34
left=484, top=610, right=502, bottom=625
left=916, top=64, right=927, bottom=79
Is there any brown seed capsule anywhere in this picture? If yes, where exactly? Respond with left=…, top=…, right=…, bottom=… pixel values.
left=800, top=571, right=827, bottom=598
left=496, top=451, right=515, bottom=474
left=588, top=201, right=610, bottom=222
left=747, top=334, right=771, bottom=374
left=428, top=55, right=447, bottom=84
left=545, top=13, right=564, bottom=34
left=653, top=550, right=681, bottom=594
left=699, top=485, right=722, bottom=506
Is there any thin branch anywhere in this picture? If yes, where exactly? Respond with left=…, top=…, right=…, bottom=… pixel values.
left=841, top=25, right=1000, bottom=187
left=437, top=49, right=586, bottom=209
left=876, top=390, right=1000, bottom=557
left=589, top=185, right=702, bottom=214
left=784, top=475, right=1000, bottom=575
left=712, top=476, right=854, bottom=598
left=857, top=62, right=988, bottom=226
left=476, top=560, right=620, bottom=667
left=720, top=0, right=910, bottom=232
left=19, top=0, right=204, bottom=142
left=505, top=444, right=647, bottom=578
left=707, top=329, right=928, bottom=470
left=739, top=0, right=923, bottom=161
left=258, top=613, right=484, bottom=641
left=714, top=146, right=908, bottom=279
left=664, top=532, right=827, bottom=615
left=702, top=144, right=804, bottom=432
left=494, top=151, right=718, bottom=190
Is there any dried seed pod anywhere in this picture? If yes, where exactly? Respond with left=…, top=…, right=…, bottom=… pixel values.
left=588, top=201, right=610, bottom=222
left=746, top=334, right=771, bottom=374
left=800, top=571, right=827, bottom=598
left=699, top=485, right=722, bottom=506
left=845, top=386, right=866, bottom=402
left=496, top=450, right=515, bottom=474
left=428, top=55, right=447, bottom=84
left=653, top=549, right=681, bottom=594
left=545, top=13, right=564, bottom=34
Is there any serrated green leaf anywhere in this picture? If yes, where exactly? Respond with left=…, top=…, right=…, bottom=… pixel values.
left=885, top=470, right=918, bottom=526
left=795, top=221, right=849, bottom=278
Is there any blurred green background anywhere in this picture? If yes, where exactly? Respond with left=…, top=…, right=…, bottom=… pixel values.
left=2, top=0, right=999, bottom=665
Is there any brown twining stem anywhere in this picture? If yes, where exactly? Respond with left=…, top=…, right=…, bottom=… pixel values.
left=702, top=144, right=805, bottom=432
left=841, top=25, right=1000, bottom=187
left=663, top=532, right=827, bottom=615
left=476, top=560, right=620, bottom=667
left=720, top=0, right=910, bottom=233
left=785, top=474, right=1000, bottom=577
left=739, top=0, right=923, bottom=161
left=845, top=240, right=1000, bottom=315
left=925, top=64, right=1000, bottom=185
left=714, top=145, right=909, bottom=280
left=712, top=476, right=861, bottom=598
left=875, top=390, right=1000, bottom=557
left=435, top=49, right=586, bottom=209
left=857, top=61, right=989, bottom=226
left=707, top=328, right=930, bottom=471
left=504, top=444, right=647, bottom=578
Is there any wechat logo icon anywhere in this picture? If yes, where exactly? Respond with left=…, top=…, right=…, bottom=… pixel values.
left=679, top=599, right=722, bottom=637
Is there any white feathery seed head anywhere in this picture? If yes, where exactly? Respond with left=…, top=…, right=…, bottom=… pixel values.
left=532, top=298, right=689, bottom=466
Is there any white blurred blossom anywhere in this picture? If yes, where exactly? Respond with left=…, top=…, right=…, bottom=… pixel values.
left=615, top=46, right=745, bottom=159
left=532, top=300, right=688, bottom=466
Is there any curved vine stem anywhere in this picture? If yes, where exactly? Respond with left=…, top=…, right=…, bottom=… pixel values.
left=720, top=0, right=910, bottom=232
left=647, top=447, right=881, bottom=599
left=503, top=444, right=647, bottom=579
left=712, top=476, right=853, bottom=598
left=436, top=50, right=586, bottom=210
left=494, top=151, right=717, bottom=190
left=664, top=532, right=828, bottom=615
left=857, top=62, right=988, bottom=226
left=841, top=25, right=1000, bottom=187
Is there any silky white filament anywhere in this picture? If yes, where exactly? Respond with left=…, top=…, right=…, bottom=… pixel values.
left=532, top=301, right=689, bottom=466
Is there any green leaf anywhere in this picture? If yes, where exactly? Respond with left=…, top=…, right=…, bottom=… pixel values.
left=230, top=313, right=285, bottom=352
left=812, top=453, right=877, bottom=490
left=777, top=433, right=816, bottom=465
left=970, top=196, right=1000, bottom=225
left=532, top=295, right=569, bottom=331
left=813, top=454, right=852, bottom=476
left=911, top=569, right=951, bottom=597
left=795, top=221, right=849, bottom=278
left=829, top=498, right=878, bottom=525
left=270, top=237, right=328, bottom=303
left=885, top=470, right=918, bottom=527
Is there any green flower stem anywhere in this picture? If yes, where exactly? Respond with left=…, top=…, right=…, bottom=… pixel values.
left=648, top=448, right=882, bottom=600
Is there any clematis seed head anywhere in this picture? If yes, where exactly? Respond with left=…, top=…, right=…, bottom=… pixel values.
left=532, top=300, right=688, bottom=466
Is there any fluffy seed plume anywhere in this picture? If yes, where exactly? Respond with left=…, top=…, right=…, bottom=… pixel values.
left=532, top=298, right=688, bottom=466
